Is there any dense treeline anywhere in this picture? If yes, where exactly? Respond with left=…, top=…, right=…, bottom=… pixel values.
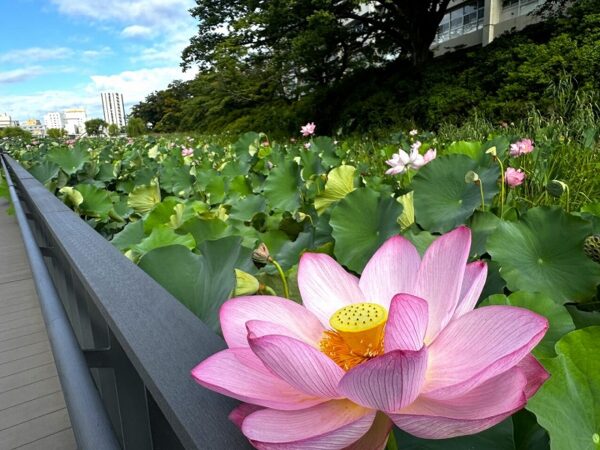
left=130, top=0, right=600, bottom=137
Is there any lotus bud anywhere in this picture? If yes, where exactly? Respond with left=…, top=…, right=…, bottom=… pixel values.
left=583, top=234, right=600, bottom=264
left=234, top=269, right=260, bottom=296
left=252, top=242, right=271, bottom=264
left=465, top=171, right=480, bottom=184
left=485, top=146, right=497, bottom=157
left=546, top=180, right=568, bottom=198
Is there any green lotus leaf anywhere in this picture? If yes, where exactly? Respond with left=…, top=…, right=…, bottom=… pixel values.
left=446, top=140, right=482, bottom=160
left=144, top=198, right=181, bottom=233
left=413, top=154, right=500, bottom=233
left=132, top=225, right=195, bottom=258
left=138, top=237, right=252, bottom=331
left=480, top=291, right=575, bottom=358
left=330, top=187, right=402, bottom=273
left=527, top=327, right=600, bottom=450
left=180, top=217, right=232, bottom=245
left=111, top=220, right=145, bottom=251
left=263, top=159, right=301, bottom=212
left=469, top=210, right=501, bottom=258
left=128, top=182, right=161, bottom=214
left=314, top=165, right=356, bottom=215
left=160, top=164, right=193, bottom=196
left=299, top=148, right=324, bottom=180
left=487, top=207, right=600, bottom=303
left=228, top=194, right=266, bottom=222
left=402, top=227, right=437, bottom=257
left=397, top=191, right=415, bottom=230
left=47, top=146, right=90, bottom=175
left=205, top=176, right=225, bottom=204
left=228, top=175, right=252, bottom=197
left=75, top=184, right=114, bottom=219
left=58, top=186, right=84, bottom=209
left=312, top=137, right=340, bottom=168
left=29, top=161, right=60, bottom=185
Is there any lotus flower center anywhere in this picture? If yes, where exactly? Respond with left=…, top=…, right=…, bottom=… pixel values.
left=319, top=303, right=387, bottom=371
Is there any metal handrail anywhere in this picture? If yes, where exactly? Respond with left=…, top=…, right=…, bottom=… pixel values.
left=1, top=155, right=120, bottom=450
left=1, top=153, right=251, bottom=449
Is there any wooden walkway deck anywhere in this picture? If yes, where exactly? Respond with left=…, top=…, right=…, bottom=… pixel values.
left=0, top=198, right=76, bottom=450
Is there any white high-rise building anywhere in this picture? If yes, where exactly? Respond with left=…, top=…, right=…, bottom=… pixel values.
left=44, top=112, right=66, bottom=130
left=64, top=108, right=87, bottom=135
left=101, top=92, right=127, bottom=128
left=0, top=113, right=14, bottom=129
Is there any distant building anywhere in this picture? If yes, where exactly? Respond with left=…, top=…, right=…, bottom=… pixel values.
left=64, top=108, right=87, bottom=135
left=432, top=0, right=545, bottom=55
left=101, top=93, right=127, bottom=128
left=0, top=113, right=14, bottom=128
left=21, top=119, right=46, bottom=137
left=44, top=112, right=66, bottom=131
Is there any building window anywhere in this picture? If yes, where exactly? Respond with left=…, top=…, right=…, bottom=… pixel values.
left=501, top=0, right=542, bottom=20
left=435, top=0, right=485, bottom=44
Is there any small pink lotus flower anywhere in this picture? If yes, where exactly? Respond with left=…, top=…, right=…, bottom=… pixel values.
left=261, top=140, right=270, bottom=147
left=411, top=141, right=422, bottom=152
left=300, top=122, right=316, bottom=137
left=181, top=147, right=194, bottom=157
left=192, top=227, right=548, bottom=449
left=423, top=148, right=437, bottom=164
left=304, top=142, right=311, bottom=150
left=505, top=167, right=526, bottom=187
left=509, top=139, right=534, bottom=157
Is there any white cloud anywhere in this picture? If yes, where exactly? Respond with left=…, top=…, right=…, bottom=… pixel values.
left=81, top=47, right=113, bottom=59
left=0, top=47, right=73, bottom=64
left=121, top=25, right=154, bottom=38
left=49, top=0, right=195, bottom=28
left=0, top=66, right=198, bottom=121
left=0, top=67, right=45, bottom=84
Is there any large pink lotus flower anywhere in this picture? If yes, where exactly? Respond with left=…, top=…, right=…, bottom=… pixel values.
left=509, top=138, right=534, bottom=157
left=385, top=147, right=436, bottom=175
left=300, top=122, right=316, bottom=137
left=505, top=167, right=526, bottom=188
left=192, top=227, right=549, bottom=449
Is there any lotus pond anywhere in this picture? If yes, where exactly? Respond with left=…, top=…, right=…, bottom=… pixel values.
left=1, top=128, right=600, bottom=449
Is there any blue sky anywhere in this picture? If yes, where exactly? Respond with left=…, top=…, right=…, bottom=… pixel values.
left=0, top=0, right=198, bottom=121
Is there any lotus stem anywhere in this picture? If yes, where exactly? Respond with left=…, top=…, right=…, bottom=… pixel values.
left=269, top=257, right=290, bottom=299
left=565, top=182, right=570, bottom=213
left=497, top=158, right=505, bottom=217
left=477, top=180, right=485, bottom=211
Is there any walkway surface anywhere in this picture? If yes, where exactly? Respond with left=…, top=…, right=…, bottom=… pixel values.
left=0, top=197, right=76, bottom=450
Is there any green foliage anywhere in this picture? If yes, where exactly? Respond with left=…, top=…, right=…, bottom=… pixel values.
left=527, top=327, right=600, bottom=450
left=47, top=128, right=66, bottom=139
left=85, top=118, right=108, bottom=136
left=108, top=124, right=120, bottom=137
left=0, top=127, right=31, bottom=139
left=126, top=117, right=146, bottom=137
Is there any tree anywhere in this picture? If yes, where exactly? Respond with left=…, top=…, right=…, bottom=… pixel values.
left=85, top=119, right=107, bottom=136
left=182, top=0, right=452, bottom=77
left=126, top=117, right=146, bottom=137
left=0, top=127, right=32, bottom=139
left=47, top=128, right=67, bottom=139
left=130, top=80, right=192, bottom=132
left=108, top=124, right=120, bottom=137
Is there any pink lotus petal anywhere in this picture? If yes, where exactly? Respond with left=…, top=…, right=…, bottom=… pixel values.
left=384, top=294, right=428, bottom=352
left=422, top=306, right=548, bottom=399
left=452, top=261, right=488, bottom=319
left=191, top=349, right=323, bottom=410
left=516, top=354, right=549, bottom=398
left=415, top=226, right=471, bottom=343
left=298, top=253, right=366, bottom=327
left=229, top=403, right=263, bottom=429
left=242, top=400, right=375, bottom=448
left=390, top=366, right=527, bottom=438
left=249, top=334, right=345, bottom=398
left=338, top=348, right=428, bottom=412
left=221, top=296, right=325, bottom=348
left=344, top=412, right=392, bottom=450
left=358, top=236, right=421, bottom=310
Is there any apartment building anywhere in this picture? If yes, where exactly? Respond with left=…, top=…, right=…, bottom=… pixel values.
left=432, top=0, right=545, bottom=55
left=101, top=92, right=127, bottom=128
left=44, top=112, right=66, bottom=130
left=0, top=113, right=14, bottom=128
left=21, top=119, right=46, bottom=137
left=64, top=108, right=87, bottom=135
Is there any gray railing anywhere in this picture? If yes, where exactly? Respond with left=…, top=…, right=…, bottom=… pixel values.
left=1, top=153, right=251, bottom=450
